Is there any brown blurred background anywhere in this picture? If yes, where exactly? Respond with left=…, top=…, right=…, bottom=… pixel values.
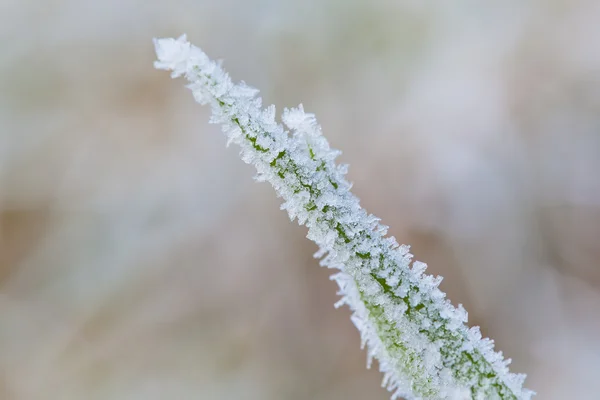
left=1, top=1, right=600, bottom=399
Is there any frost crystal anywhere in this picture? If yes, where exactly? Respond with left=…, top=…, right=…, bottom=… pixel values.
left=154, top=34, right=534, bottom=400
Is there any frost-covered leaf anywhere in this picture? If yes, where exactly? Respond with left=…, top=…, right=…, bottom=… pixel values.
left=154, top=35, right=534, bottom=400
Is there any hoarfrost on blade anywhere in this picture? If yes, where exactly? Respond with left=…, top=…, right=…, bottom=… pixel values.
left=154, top=35, right=534, bottom=400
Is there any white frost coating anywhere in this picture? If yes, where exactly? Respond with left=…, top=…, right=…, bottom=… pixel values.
left=154, top=34, right=534, bottom=400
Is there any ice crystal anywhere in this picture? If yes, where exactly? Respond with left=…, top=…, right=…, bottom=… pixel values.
left=154, top=34, right=534, bottom=400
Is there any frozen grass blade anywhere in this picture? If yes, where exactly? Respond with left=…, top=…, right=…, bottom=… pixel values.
left=154, top=34, right=534, bottom=400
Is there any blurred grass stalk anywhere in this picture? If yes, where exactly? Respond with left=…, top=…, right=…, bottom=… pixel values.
left=153, top=35, right=533, bottom=400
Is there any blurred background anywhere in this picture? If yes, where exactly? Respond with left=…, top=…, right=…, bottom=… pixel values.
left=1, top=0, right=600, bottom=399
